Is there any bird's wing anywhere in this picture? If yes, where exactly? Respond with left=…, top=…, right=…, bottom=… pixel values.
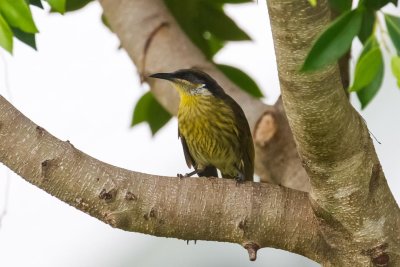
left=178, top=128, right=193, bottom=168
left=224, top=95, right=255, bottom=181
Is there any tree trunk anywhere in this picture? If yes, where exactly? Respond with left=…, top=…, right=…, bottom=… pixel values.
left=267, top=0, right=400, bottom=265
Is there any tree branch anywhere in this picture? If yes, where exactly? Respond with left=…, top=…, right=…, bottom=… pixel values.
left=0, top=95, right=325, bottom=262
left=255, top=98, right=310, bottom=191
left=267, top=0, right=400, bottom=265
left=98, top=0, right=310, bottom=191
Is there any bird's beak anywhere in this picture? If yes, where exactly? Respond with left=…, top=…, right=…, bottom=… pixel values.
left=149, top=72, right=176, bottom=81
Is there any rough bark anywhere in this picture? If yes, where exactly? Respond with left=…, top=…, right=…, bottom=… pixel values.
left=1, top=0, right=398, bottom=265
left=0, top=95, right=325, bottom=262
left=330, top=8, right=351, bottom=95
left=254, top=98, right=310, bottom=191
left=267, top=0, right=400, bottom=265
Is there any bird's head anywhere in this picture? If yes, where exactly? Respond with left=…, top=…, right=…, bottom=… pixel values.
left=149, top=69, right=225, bottom=97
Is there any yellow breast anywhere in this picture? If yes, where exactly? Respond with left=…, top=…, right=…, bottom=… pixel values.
left=177, top=93, right=240, bottom=174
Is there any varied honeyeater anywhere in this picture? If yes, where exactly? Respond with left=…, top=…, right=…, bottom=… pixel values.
left=149, top=69, right=254, bottom=182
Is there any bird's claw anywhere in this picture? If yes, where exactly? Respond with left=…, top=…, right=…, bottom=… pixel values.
left=177, top=170, right=197, bottom=178
left=235, top=173, right=245, bottom=186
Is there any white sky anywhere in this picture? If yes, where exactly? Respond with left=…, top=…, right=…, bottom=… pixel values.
left=0, top=2, right=399, bottom=267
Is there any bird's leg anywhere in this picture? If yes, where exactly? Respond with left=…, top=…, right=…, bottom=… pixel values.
left=177, top=170, right=197, bottom=178
left=235, top=172, right=245, bottom=185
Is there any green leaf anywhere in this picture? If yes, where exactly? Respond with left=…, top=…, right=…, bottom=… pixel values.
left=131, top=92, right=172, bottom=135
left=355, top=35, right=383, bottom=108
left=0, top=0, right=38, bottom=33
left=308, top=0, right=317, bottom=7
left=384, top=13, right=400, bottom=55
left=11, top=26, right=36, bottom=50
left=204, top=32, right=224, bottom=56
left=131, top=93, right=150, bottom=127
left=165, top=0, right=211, bottom=58
left=358, top=8, right=375, bottom=44
left=364, top=0, right=390, bottom=9
left=101, top=13, right=113, bottom=32
left=302, top=8, right=362, bottom=71
left=0, top=14, right=13, bottom=53
left=45, top=0, right=66, bottom=14
left=201, top=3, right=250, bottom=41
left=349, top=47, right=383, bottom=92
left=360, top=35, right=379, bottom=57
left=357, top=59, right=384, bottom=108
left=328, top=0, right=352, bottom=13
left=391, top=56, right=400, bottom=88
left=65, top=0, right=93, bottom=12
left=213, top=0, right=252, bottom=3
left=217, top=64, right=263, bottom=98
left=164, top=0, right=250, bottom=59
left=29, top=0, right=43, bottom=8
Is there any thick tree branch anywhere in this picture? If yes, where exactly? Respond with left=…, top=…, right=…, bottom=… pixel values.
left=98, top=0, right=310, bottom=191
left=0, top=95, right=325, bottom=262
left=267, top=0, right=400, bottom=265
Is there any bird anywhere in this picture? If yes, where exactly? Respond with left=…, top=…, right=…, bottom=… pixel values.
left=149, top=69, right=254, bottom=182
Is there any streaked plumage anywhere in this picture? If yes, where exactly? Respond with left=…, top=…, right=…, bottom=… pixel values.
left=149, top=69, right=254, bottom=182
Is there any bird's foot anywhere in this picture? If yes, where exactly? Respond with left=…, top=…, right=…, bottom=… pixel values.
left=235, top=173, right=245, bottom=186
left=186, top=240, right=197, bottom=245
left=177, top=170, right=197, bottom=179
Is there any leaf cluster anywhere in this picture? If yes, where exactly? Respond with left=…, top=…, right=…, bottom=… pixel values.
left=0, top=0, right=265, bottom=136
left=0, top=0, right=39, bottom=53
left=304, top=0, right=400, bottom=108
left=0, top=0, right=96, bottom=53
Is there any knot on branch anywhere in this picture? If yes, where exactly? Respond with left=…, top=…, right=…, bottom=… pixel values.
left=99, top=188, right=118, bottom=202
left=254, top=112, right=277, bottom=147
left=36, top=126, right=46, bottom=136
left=125, top=191, right=137, bottom=201
left=243, top=242, right=260, bottom=261
left=66, top=140, right=75, bottom=149
left=237, top=217, right=248, bottom=234
left=362, top=243, right=389, bottom=267
left=41, top=159, right=55, bottom=181
left=144, top=207, right=157, bottom=220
